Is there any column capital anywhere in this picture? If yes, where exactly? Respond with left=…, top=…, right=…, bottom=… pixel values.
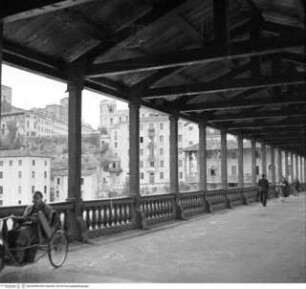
left=67, top=79, right=84, bottom=92
left=169, top=111, right=179, bottom=121
left=128, top=95, right=141, bottom=108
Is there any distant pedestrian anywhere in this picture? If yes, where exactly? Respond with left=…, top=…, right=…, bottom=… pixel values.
left=293, top=178, right=300, bottom=196
left=258, top=174, right=269, bottom=207
left=279, top=177, right=289, bottom=201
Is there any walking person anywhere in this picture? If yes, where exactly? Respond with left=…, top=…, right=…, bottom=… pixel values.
left=258, top=174, right=269, bottom=207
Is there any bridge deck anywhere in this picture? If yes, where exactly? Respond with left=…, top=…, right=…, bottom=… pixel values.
left=1, top=194, right=305, bottom=283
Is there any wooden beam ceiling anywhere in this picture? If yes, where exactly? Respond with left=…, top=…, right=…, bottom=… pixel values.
left=0, top=0, right=97, bottom=23
left=87, top=36, right=305, bottom=77
left=142, top=73, right=306, bottom=99
left=180, top=95, right=306, bottom=112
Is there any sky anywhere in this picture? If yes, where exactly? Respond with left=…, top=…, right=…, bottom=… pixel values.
left=2, top=64, right=128, bottom=130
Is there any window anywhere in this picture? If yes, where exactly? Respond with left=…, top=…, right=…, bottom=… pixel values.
left=0, top=172, right=2, bottom=178
left=210, top=168, right=216, bottom=176
left=178, top=135, right=183, bottom=142
left=179, top=160, right=183, bottom=167
left=160, top=172, right=164, bottom=179
left=32, top=160, right=36, bottom=166
left=160, top=160, right=164, bottom=168
left=140, top=124, right=143, bottom=131
left=149, top=173, right=155, bottom=184
left=256, top=166, right=259, bottom=175
left=44, top=171, right=47, bottom=178
left=140, top=149, right=144, bottom=156
left=18, top=186, right=21, bottom=194
left=32, top=171, right=35, bottom=178
left=0, top=186, right=3, bottom=194
left=32, top=186, right=35, bottom=193
left=159, top=135, right=164, bottom=143
left=18, top=160, right=22, bottom=166
left=255, top=150, right=261, bottom=159
left=114, top=142, right=118, bottom=148
left=9, top=160, right=13, bottom=166
left=140, top=161, right=143, bottom=168
left=18, top=201, right=22, bottom=205
left=18, top=171, right=22, bottom=178
left=81, top=178, right=84, bottom=185
left=229, top=152, right=237, bottom=159
left=189, top=126, right=193, bottom=131
left=179, top=172, right=183, bottom=179
left=188, top=141, right=193, bottom=145
left=57, top=178, right=60, bottom=185
left=140, top=137, right=144, bottom=143
left=110, top=118, right=113, bottom=124
left=44, top=186, right=47, bottom=194
left=0, top=161, right=3, bottom=166
left=150, top=161, right=154, bottom=168
left=140, top=173, right=144, bottom=179
left=231, top=166, right=237, bottom=176
left=160, top=148, right=164, bottom=155
left=179, top=148, right=183, bottom=154
left=160, top=123, right=163, bottom=130
left=56, top=190, right=60, bottom=198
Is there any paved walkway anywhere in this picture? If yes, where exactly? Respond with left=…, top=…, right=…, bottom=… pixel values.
left=1, top=194, right=305, bottom=283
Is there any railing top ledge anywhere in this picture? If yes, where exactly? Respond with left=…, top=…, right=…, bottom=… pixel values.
left=83, top=196, right=135, bottom=207
left=141, top=193, right=176, bottom=200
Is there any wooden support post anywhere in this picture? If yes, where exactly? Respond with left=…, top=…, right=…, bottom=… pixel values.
left=169, top=114, right=184, bottom=219
left=251, top=139, right=257, bottom=186
left=0, top=23, right=3, bottom=146
left=198, top=122, right=212, bottom=212
left=66, top=79, right=87, bottom=242
left=278, top=148, right=283, bottom=180
left=237, top=134, right=247, bottom=205
left=261, top=143, right=267, bottom=177
left=237, top=134, right=244, bottom=188
left=129, top=98, right=147, bottom=229
left=221, top=129, right=232, bottom=208
left=284, top=152, right=289, bottom=181
left=271, top=147, right=276, bottom=186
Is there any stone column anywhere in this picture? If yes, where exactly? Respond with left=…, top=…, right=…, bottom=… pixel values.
left=198, top=122, right=207, bottom=191
left=66, top=79, right=85, bottom=242
left=251, top=139, right=256, bottom=186
left=295, top=154, right=299, bottom=181
left=300, top=156, right=303, bottom=181
left=290, top=153, right=294, bottom=183
left=271, top=147, right=276, bottom=185
left=169, top=114, right=184, bottom=219
left=277, top=149, right=282, bottom=180
left=0, top=24, right=3, bottom=142
left=237, top=134, right=244, bottom=188
left=221, top=128, right=228, bottom=189
left=129, top=98, right=146, bottom=229
left=284, top=152, right=289, bottom=180
left=169, top=114, right=179, bottom=194
left=261, top=143, right=267, bottom=177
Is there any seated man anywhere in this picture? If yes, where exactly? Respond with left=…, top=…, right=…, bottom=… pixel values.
left=8, top=191, right=54, bottom=264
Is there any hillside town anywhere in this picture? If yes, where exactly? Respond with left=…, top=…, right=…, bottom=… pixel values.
left=0, top=85, right=275, bottom=206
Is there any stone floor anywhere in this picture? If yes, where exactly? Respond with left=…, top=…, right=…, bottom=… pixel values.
left=0, top=194, right=305, bottom=283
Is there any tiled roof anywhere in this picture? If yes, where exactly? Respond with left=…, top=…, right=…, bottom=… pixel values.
left=0, top=149, right=53, bottom=158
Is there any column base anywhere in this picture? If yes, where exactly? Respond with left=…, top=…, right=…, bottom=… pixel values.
left=240, top=189, right=248, bottom=205
left=133, top=196, right=148, bottom=230
left=175, top=195, right=186, bottom=220
left=65, top=198, right=88, bottom=243
left=224, top=190, right=233, bottom=209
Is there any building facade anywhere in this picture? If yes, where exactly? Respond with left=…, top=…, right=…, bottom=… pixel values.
left=0, top=150, right=52, bottom=206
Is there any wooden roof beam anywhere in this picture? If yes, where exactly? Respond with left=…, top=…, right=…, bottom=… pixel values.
left=142, top=73, right=306, bottom=99
left=228, top=120, right=306, bottom=130
left=0, top=0, right=98, bottom=23
left=87, top=36, right=305, bottom=77
left=208, top=109, right=306, bottom=122
left=180, top=95, right=306, bottom=112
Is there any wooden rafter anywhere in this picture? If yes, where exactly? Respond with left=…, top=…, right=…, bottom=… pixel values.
left=87, top=36, right=305, bottom=77
left=142, top=73, right=306, bottom=99
left=0, top=0, right=98, bottom=22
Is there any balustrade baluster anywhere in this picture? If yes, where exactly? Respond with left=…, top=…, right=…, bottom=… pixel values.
left=92, top=207, right=97, bottom=230
left=108, top=204, right=113, bottom=227
left=97, top=207, right=102, bottom=229
left=113, top=204, right=118, bottom=226
left=85, top=208, right=91, bottom=230
left=103, top=205, right=107, bottom=228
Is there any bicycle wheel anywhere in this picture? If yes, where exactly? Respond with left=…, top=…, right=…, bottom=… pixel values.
left=48, top=230, right=68, bottom=268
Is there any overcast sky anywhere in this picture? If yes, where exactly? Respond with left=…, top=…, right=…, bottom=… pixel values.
left=2, top=64, right=128, bottom=129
